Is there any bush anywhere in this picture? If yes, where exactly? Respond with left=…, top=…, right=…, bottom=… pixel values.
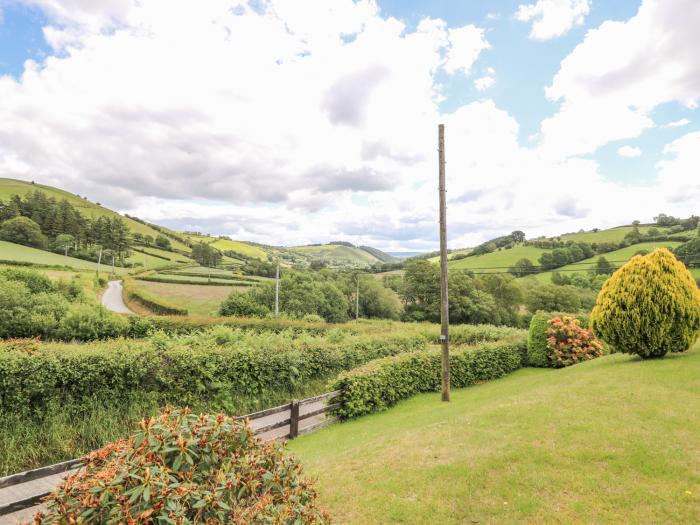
left=0, top=329, right=428, bottom=417
left=56, top=303, right=130, bottom=341
left=0, top=279, right=70, bottom=339
left=0, top=267, right=54, bottom=293
left=219, top=291, right=271, bottom=317
left=29, top=408, right=329, bottom=524
left=332, top=337, right=526, bottom=419
left=0, top=216, right=47, bottom=248
left=545, top=316, right=603, bottom=367
left=527, top=311, right=591, bottom=367
left=591, top=249, right=700, bottom=358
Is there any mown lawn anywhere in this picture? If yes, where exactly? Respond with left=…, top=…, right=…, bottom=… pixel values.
left=290, top=342, right=700, bottom=524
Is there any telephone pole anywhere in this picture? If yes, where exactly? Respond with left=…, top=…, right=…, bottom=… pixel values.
left=274, top=260, right=280, bottom=317
left=96, top=247, right=103, bottom=277
left=355, top=273, right=360, bottom=321
left=438, top=123, right=450, bottom=402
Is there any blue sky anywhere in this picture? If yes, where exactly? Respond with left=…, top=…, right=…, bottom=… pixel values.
left=0, top=0, right=698, bottom=250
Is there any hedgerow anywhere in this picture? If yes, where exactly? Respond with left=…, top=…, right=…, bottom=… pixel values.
left=28, top=408, right=329, bottom=524
left=0, top=329, right=428, bottom=417
left=527, top=311, right=591, bottom=367
left=136, top=275, right=252, bottom=286
left=331, top=336, right=526, bottom=419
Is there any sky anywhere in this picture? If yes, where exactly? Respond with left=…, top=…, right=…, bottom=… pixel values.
left=0, top=0, right=698, bottom=252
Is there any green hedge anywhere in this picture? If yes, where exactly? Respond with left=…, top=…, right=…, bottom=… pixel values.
left=527, top=311, right=591, bottom=367
left=0, top=331, right=428, bottom=417
left=135, top=275, right=253, bottom=286
left=160, top=271, right=261, bottom=283
left=123, top=278, right=188, bottom=316
left=332, top=336, right=526, bottom=419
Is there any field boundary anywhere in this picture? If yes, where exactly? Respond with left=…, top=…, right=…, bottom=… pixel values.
left=0, top=391, right=340, bottom=516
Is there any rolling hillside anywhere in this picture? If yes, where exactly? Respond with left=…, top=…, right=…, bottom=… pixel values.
left=0, top=240, right=127, bottom=273
left=0, top=178, right=190, bottom=252
left=448, top=245, right=548, bottom=272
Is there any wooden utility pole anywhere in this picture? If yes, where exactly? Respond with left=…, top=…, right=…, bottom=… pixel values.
left=438, top=123, right=450, bottom=402
left=355, top=274, right=360, bottom=321
left=96, top=248, right=103, bottom=277
left=275, top=260, right=280, bottom=317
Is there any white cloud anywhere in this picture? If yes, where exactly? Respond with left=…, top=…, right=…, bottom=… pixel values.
left=515, top=0, right=590, bottom=41
left=663, top=118, right=691, bottom=128
left=474, top=67, right=496, bottom=91
left=0, top=0, right=698, bottom=251
left=656, top=131, right=700, bottom=204
left=540, top=0, right=700, bottom=159
left=617, top=145, right=642, bottom=158
left=443, top=24, right=490, bottom=75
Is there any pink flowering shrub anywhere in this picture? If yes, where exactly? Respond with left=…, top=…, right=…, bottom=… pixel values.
left=545, top=316, right=603, bottom=368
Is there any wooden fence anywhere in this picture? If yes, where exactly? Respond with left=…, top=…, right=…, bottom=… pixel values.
left=0, top=391, right=340, bottom=516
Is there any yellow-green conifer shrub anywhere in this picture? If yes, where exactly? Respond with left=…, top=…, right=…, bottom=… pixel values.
left=591, top=248, right=700, bottom=358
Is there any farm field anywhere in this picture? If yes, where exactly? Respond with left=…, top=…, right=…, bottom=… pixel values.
left=209, top=238, right=268, bottom=260
left=291, top=244, right=381, bottom=265
left=291, top=342, right=700, bottom=525
left=125, top=247, right=194, bottom=268
left=533, top=241, right=683, bottom=282
left=560, top=225, right=675, bottom=243
left=139, top=272, right=255, bottom=285
left=127, top=280, right=242, bottom=316
left=0, top=178, right=191, bottom=252
left=448, top=244, right=547, bottom=271
left=0, top=240, right=128, bottom=274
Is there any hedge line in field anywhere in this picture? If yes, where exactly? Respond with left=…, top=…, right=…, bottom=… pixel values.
left=123, top=278, right=188, bottom=316
left=331, top=335, right=527, bottom=419
left=135, top=275, right=254, bottom=286
left=0, top=331, right=429, bottom=417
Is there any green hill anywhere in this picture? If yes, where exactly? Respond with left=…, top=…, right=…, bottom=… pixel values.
left=533, top=241, right=684, bottom=282
left=0, top=178, right=190, bottom=252
left=288, top=244, right=384, bottom=267
left=0, top=240, right=127, bottom=273
left=448, top=245, right=547, bottom=272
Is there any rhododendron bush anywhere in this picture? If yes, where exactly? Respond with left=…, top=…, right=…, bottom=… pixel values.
left=546, top=316, right=603, bottom=368
left=28, top=408, right=329, bottom=524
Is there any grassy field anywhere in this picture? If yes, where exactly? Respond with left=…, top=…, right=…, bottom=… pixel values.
left=0, top=240, right=128, bottom=274
left=290, top=244, right=381, bottom=265
left=0, top=178, right=191, bottom=252
left=560, top=225, right=676, bottom=244
left=533, top=241, right=683, bottom=282
left=141, top=273, right=254, bottom=285
left=128, top=280, right=244, bottom=316
left=125, top=246, right=194, bottom=268
left=209, top=239, right=268, bottom=260
left=291, top=342, right=700, bottom=524
left=449, top=244, right=547, bottom=272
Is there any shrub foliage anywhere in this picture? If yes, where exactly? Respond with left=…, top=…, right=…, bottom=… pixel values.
left=527, top=311, right=590, bottom=367
left=332, top=337, right=526, bottom=419
left=29, top=408, right=329, bottom=524
left=545, top=316, right=603, bottom=368
left=591, top=248, right=700, bottom=358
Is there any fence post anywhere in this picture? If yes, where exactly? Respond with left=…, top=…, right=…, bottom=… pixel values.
left=289, top=399, right=300, bottom=439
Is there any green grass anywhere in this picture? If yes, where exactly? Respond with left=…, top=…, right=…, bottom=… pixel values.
left=143, top=273, right=253, bottom=285
left=560, top=225, right=675, bottom=244
left=290, top=343, right=700, bottom=524
left=533, top=241, right=683, bottom=282
left=290, top=244, right=381, bottom=265
left=0, top=178, right=190, bottom=252
left=448, top=244, right=548, bottom=272
left=125, top=246, right=194, bottom=268
left=209, top=239, right=268, bottom=260
left=0, top=240, right=128, bottom=274
left=128, top=280, right=242, bottom=316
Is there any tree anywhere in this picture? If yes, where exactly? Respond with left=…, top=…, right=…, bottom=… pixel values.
left=511, top=230, right=526, bottom=243
left=538, top=252, right=556, bottom=270
left=523, top=282, right=582, bottom=313
left=594, top=256, right=614, bottom=275
left=591, top=249, right=700, bottom=358
left=674, top=238, right=700, bottom=268
left=510, top=258, right=537, bottom=277
left=53, top=234, right=75, bottom=256
left=155, top=235, right=172, bottom=250
left=191, top=242, right=222, bottom=267
left=0, top=216, right=47, bottom=248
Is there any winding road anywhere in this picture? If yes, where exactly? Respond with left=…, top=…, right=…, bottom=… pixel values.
left=101, top=280, right=133, bottom=314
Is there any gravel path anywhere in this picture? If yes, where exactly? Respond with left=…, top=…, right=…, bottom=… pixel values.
left=101, top=280, right=132, bottom=314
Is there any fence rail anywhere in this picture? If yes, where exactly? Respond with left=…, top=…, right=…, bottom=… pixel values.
left=0, top=390, right=341, bottom=517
